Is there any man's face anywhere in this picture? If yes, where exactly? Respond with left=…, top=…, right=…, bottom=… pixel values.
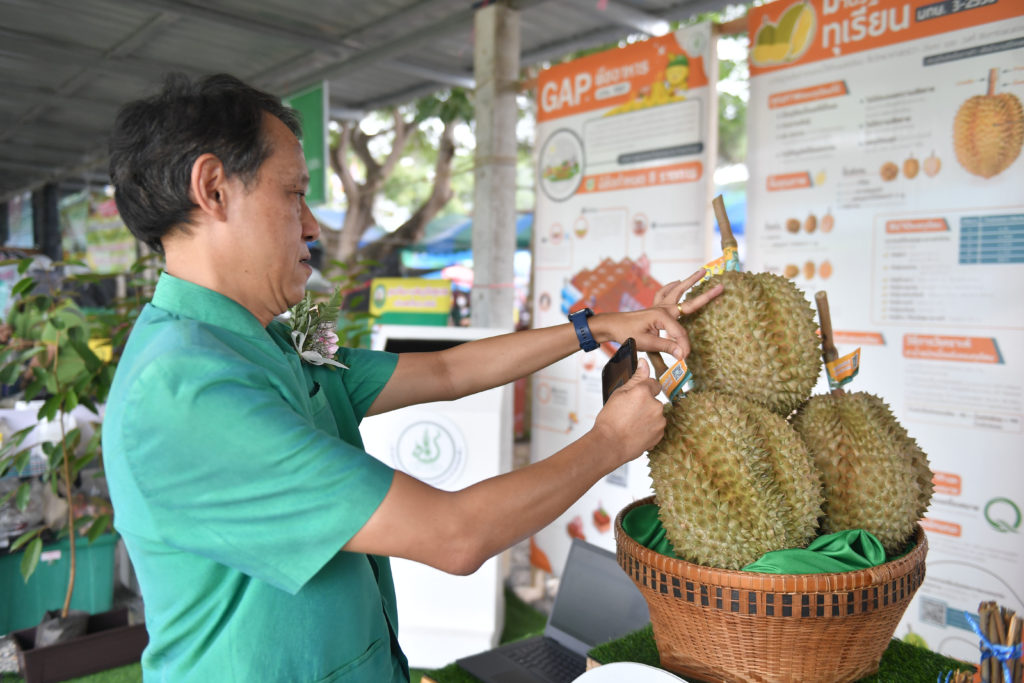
left=226, top=114, right=320, bottom=320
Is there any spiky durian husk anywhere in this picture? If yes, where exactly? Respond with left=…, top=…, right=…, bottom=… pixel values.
left=649, top=391, right=823, bottom=570
left=790, top=391, right=934, bottom=555
left=681, top=271, right=821, bottom=415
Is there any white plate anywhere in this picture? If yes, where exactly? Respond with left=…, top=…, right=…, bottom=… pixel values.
left=572, top=661, right=688, bottom=682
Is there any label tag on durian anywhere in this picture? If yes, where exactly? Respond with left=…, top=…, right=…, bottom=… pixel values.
left=658, top=358, right=692, bottom=400
left=700, top=246, right=740, bottom=283
left=826, top=348, right=861, bottom=390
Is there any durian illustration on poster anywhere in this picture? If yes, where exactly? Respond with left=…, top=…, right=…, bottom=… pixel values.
left=745, top=0, right=1024, bottom=664
left=530, top=23, right=716, bottom=572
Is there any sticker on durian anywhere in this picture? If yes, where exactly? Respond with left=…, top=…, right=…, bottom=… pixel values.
left=658, top=358, right=692, bottom=400
left=826, top=348, right=860, bottom=391
left=700, top=246, right=740, bottom=282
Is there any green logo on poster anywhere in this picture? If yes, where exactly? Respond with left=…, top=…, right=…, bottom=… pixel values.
left=373, top=284, right=387, bottom=308
left=984, top=497, right=1021, bottom=533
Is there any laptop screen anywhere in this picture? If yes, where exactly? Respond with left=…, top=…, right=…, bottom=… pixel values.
left=547, top=540, right=650, bottom=649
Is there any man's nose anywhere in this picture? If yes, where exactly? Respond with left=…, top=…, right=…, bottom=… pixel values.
left=302, top=201, right=320, bottom=242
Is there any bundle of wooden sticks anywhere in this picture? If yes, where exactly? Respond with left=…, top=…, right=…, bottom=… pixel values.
left=978, top=601, right=1022, bottom=683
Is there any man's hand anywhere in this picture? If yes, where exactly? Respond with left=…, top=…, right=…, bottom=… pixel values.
left=590, top=267, right=724, bottom=361
left=593, top=358, right=665, bottom=463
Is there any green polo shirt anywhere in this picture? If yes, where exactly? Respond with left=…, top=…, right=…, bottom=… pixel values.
left=103, top=273, right=406, bottom=682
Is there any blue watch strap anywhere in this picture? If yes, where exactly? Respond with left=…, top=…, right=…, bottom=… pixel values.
left=569, top=308, right=598, bottom=352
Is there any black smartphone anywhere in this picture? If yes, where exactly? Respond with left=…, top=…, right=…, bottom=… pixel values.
left=601, top=337, right=637, bottom=404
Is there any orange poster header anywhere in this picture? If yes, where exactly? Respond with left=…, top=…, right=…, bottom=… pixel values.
left=766, top=172, right=812, bottom=191
left=749, top=0, right=1022, bottom=77
left=834, top=330, right=886, bottom=346
left=886, top=218, right=950, bottom=233
left=920, top=518, right=961, bottom=537
left=932, top=471, right=961, bottom=496
left=903, top=334, right=1003, bottom=363
left=768, top=80, right=848, bottom=109
left=577, top=161, right=703, bottom=194
left=537, top=32, right=709, bottom=122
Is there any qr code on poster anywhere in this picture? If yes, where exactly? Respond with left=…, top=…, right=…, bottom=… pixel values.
left=920, top=597, right=946, bottom=626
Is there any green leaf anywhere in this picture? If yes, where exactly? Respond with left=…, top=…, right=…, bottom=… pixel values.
left=16, top=257, right=33, bottom=275
left=5, top=425, right=34, bottom=449
left=40, top=394, right=62, bottom=421
left=64, top=427, right=82, bottom=452
left=15, top=481, right=32, bottom=510
left=22, top=375, right=44, bottom=400
left=41, top=440, right=58, bottom=463
left=10, top=528, right=41, bottom=552
left=12, top=277, right=37, bottom=297
left=20, top=537, right=43, bottom=583
left=12, top=448, right=31, bottom=474
left=79, top=396, right=99, bottom=414
left=0, top=487, right=14, bottom=507
left=87, top=514, right=112, bottom=542
left=68, top=337, right=100, bottom=374
left=64, top=389, right=80, bottom=413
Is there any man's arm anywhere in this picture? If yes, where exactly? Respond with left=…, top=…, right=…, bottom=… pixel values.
left=367, top=268, right=722, bottom=415
left=344, top=360, right=663, bottom=574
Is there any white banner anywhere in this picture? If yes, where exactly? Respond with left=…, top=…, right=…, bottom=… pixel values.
left=746, top=0, right=1024, bottom=663
left=530, top=23, right=717, bottom=573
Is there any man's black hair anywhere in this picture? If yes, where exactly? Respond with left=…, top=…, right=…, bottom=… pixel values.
left=108, top=73, right=302, bottom=253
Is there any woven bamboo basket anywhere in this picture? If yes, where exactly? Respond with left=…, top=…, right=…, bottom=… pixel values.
left=615, top=496, right=928, bottom=683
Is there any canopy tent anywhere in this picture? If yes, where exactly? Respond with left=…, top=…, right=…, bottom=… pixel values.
left=401, top=213, right=532, bottom=272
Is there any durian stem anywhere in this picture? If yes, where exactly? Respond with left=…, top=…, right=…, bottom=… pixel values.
left=814, top=291, right=845, bottom=396
left=647, top=352, right=669, bottom=379
left=987, top=68, right=997, bottom=97
left=712, top=194, right=738, bottom=251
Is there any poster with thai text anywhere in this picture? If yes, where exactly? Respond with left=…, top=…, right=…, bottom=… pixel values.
left=747, top=0, right=1024, bottom=663
left=529, top=24, right=716, bottom=573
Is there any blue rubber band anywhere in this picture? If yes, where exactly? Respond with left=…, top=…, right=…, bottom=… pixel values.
left=964, top=611, right=1022, bottom=683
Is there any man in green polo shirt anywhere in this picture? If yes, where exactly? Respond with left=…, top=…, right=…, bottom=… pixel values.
left=103, top=73, right=721, bottom=682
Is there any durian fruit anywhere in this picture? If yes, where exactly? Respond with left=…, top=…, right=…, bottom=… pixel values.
left=791, top=291, right=934, bottom=555
left=954, top=68, right=1024, bottom=179
left=681, top=270, right=821, bottom=415
left=649, top=391, right=823, bottom=570
left=791, top=391, right=933, bottom=555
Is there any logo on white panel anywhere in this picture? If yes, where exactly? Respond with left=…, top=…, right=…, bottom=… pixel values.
left=392, top=414, right=465, bottom=486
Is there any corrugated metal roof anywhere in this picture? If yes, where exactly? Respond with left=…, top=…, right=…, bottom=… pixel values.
left=0, top=0, right=738, bottom=203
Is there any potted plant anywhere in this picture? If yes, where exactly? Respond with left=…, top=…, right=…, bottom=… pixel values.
left=0, top=255, right=152, bottom=682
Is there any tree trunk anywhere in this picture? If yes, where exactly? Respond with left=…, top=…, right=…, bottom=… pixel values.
left=328, top=114, right=413, bottom=267
left=357, top=119, right=458, bottom=265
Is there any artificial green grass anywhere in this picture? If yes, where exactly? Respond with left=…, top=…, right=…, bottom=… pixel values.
left=1, top=663, right=140, bottom=683
left=421, top=622, right=977, bottom=683
left=4, top=590, right=976, bottom=683
left=582, top=626, right=976, bottom=683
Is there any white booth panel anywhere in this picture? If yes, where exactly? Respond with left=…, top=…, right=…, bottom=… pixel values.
left=360, top=324, right=514, bottom=668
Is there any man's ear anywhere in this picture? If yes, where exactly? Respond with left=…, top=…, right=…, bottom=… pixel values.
left=189, top=153, right=229, bottom=221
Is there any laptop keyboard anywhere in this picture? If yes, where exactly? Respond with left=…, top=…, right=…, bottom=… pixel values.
left=505, top=638, right=586, bottom=682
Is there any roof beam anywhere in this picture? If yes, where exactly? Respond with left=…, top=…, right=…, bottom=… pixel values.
left=95, top=0, right=352, bottom=55
left=566, top=0, right=670, bottom=36
left=268, top=7, right=479, bottom=92
left=385, top=60, right=475, bottom=90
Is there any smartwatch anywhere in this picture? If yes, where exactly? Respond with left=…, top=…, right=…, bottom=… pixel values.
left=568, top=307, right=598, bottom=352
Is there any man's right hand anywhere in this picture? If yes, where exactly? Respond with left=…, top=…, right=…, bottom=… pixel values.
left=593, top=358, right=665, bottom=463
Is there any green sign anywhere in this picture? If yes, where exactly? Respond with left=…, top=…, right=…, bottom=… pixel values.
left=283, top=82, right=328, bottom=206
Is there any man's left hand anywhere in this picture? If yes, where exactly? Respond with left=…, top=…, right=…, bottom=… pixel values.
left=591, top=267, right=723, bottom=361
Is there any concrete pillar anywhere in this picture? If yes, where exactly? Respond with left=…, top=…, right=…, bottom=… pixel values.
left=471, top=1, right=519, bottom=331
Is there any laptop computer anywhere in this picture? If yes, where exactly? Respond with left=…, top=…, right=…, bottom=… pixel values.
left=457, top=538, right=651, bottom=683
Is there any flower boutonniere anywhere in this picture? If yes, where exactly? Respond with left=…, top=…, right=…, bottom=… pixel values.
left=287, top=290, right=348, bottom=369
